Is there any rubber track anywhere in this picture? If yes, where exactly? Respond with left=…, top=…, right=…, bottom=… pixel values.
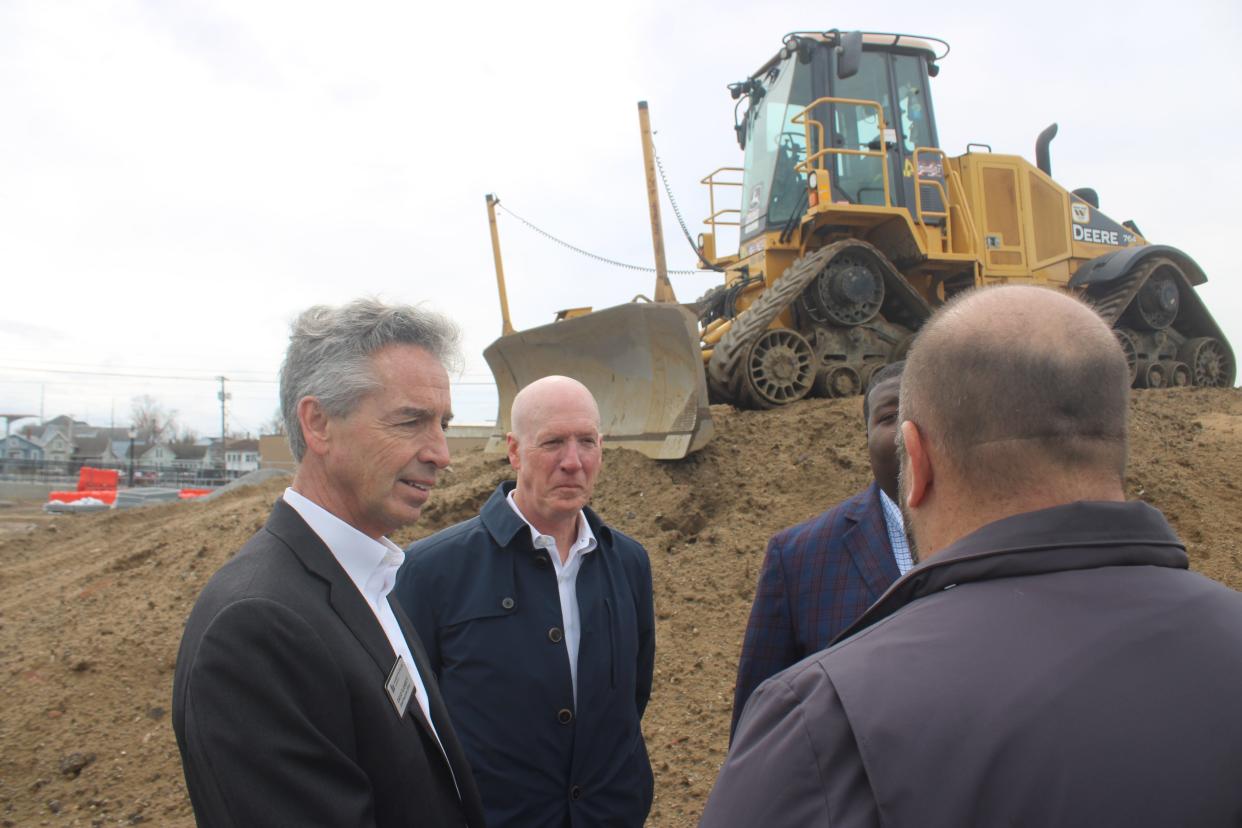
left=1086, top=257, right=1159, bottom=326
left=706, top=243, right=843, bottom=403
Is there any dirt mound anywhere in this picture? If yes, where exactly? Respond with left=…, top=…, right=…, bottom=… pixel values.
left=1, top=388, right=1239, bottom=826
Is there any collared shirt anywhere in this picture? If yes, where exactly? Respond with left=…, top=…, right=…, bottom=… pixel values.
left=878, top=489, right=915, bottom=575
left=281, top=488, right=440, bottom=740
left=506, top=489, right=598, bottom=704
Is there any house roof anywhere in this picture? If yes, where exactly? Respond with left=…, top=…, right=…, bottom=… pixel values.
left=72, top=435, right=112, bottom=459
left=109, top=439, right=152, bottom=458
left=172, top=444, right=208, bottom=460
left=227, top=439, right=260, bottom=452
left=46, top=415, right=89, bottom=428
left=0, top=434, right=41, bottom=450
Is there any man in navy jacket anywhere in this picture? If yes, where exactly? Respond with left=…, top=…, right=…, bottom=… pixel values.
left=394, top=375, right=655, bottom=828
left=731, top=361, right=912, bottom=735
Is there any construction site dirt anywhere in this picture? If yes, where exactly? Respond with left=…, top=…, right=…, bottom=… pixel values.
left=1, top=387, right=1239, bottom=827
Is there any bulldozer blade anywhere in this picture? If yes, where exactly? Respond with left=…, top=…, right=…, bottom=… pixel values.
left=483, top=303, right=714, bottom=460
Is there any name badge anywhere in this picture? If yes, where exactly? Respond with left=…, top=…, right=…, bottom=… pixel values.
left=385, top=656, right=416, bottom=718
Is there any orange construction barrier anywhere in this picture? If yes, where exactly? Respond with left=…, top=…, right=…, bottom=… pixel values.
left=48, top=490, right=118, bottom=505
left=179, top=488, right=213, bottom=499
left=76, top=467, right=120, bottom=492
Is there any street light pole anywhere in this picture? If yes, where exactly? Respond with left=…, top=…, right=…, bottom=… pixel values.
left=127, top=429, right=136, bottom=487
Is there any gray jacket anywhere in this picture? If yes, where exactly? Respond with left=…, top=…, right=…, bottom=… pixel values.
left=701, top=500, right=1242, bottom=828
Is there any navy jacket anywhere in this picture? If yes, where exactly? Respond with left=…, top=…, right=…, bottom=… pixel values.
left=731, top=483, right=898, bottom=734
left=394, top=482, right=655, bottom=828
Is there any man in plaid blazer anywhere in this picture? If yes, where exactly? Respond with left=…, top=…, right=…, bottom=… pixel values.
left=730, top=362, right=912, bottom=735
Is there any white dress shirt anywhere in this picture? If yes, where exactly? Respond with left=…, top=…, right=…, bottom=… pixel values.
left=506, top=490, right=597, bottom=705
left=879, top=488, right=915, bottom=575
left=282, top=488, right=441, bottom=742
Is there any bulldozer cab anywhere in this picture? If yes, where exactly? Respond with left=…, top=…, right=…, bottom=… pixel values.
left=736, top=32, right=946, bottom=239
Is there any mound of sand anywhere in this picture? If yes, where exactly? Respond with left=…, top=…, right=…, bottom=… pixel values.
left=1, top=388, right=1239, bottom=826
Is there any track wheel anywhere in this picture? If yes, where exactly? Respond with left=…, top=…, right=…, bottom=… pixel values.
left=1167, top=361, right=1192, bottom=388
left=1178, top=337, right=1235, bottom=387
left=813, top=364, right=862, bottom=399
left=1113, top=328, right=1139, bottom=386
left=1130, top=264, right=1180, bottom=330
left=799, top=251, right=885, bottom=326
left=1137, top=360, right=1167, bottom=389
left=741, top=329, right=815, bottom=408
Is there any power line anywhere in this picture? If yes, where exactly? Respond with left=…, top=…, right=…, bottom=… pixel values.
left=0, top=365, right=275, bottom=383
left=651, top=137, right=724, bottom=272
left=496, top=202, right=701, bottom=276
left=0, top=365, right=499, bottom=386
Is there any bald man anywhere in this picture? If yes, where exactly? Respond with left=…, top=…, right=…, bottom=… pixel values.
left=701, top=286, right=1242, bottom=827
left=394, top=376, right=655, bottom=828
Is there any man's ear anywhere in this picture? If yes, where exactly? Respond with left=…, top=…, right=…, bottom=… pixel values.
left=901, top=420, right=933, bottom=509
left=506, top=433, right=521, bottom=471
left=298, top=397, right=331, bottom=457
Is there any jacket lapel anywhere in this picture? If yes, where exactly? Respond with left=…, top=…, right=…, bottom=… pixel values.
left=265, top=499, right=483, bottom=824
left=841, top=483, right=900, bottom=599
left=265, top=500, right=397, bottom=678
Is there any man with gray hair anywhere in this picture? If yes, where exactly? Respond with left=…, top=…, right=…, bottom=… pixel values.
left=701, top=285, right=1242, bottom=827
left=173, top=299, right=485, bottom=827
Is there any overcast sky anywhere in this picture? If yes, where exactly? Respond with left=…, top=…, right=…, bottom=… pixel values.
left=2, top=0, right=1239, bottom=438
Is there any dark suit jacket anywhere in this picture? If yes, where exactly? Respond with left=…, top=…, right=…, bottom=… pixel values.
left=704, top=501, right=1242, bottom=827
left=731, top=482, right=898, bottom=734
left=394, top=482, right=655, bottom=828
left=172, top=499, right=486, bottom=828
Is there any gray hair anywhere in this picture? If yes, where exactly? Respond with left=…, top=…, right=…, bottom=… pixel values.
left=279, top=298, right=461, bottom=461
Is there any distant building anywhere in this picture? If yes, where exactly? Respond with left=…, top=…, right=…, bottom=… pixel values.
left=172, top=443, right=209, bottom=471
left=225, top=439, right=260, bottom=473
left=72, top=434, right=112, bottom=465
left=38, top=430, right=73, bottom=463
left=259, top=434, right=295, bottom=472
left=0, top=434, right=44, bottom=462
left=139, top=443, right=177, bottom=467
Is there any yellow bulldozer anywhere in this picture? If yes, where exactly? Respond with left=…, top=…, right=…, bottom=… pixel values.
left=484, top=30, right=1235, bottom=458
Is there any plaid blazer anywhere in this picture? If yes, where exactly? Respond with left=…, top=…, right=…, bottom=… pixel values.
left=730, top=482, right=900, bottom=736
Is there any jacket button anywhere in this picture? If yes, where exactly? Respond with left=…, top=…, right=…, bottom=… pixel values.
left=501, top=597, right=515, bottom=610
left=570, top=785, right=583, bottom=801
left=557, top=708, right=573, bottom=725
left=548, top=626, right=563, bottom=643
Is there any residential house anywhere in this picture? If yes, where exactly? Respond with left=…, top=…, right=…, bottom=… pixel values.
left=139, top=443, right=177, bottom=468
left=224, top=439, right=260, bottom=474
left=38, top=430, right=73, bottom=463
left=172, top=443, right=209, bottom=471
left=42, top=416, right=89, bottom=437
left=72, top=435, right=113, bottom=466
left=0, top=434, right=44, bottom=461
left=102, top=439, right=138, bottom=466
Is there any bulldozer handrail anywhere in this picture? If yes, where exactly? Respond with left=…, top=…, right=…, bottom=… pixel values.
left=792, top=97, right=892, bottom=208
left=700, top=166, right=745, bottom=234
left=699, top=166, right=745, bottom=184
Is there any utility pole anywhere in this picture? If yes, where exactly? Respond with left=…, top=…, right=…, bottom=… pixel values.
left=217, top=376, right=230, bottom=476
